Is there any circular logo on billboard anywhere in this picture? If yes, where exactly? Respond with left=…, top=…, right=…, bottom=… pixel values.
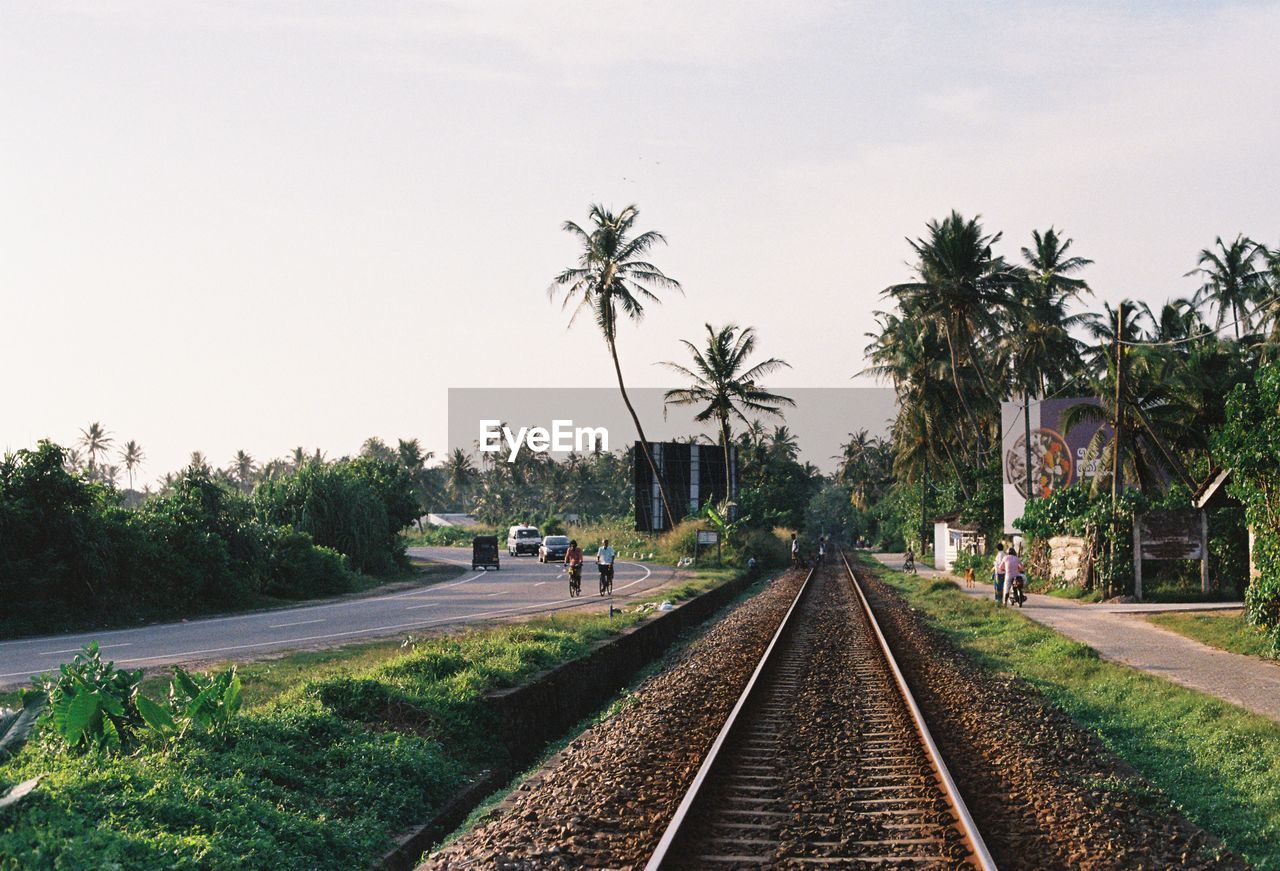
left=1006, top=428, right=1072, bottom=499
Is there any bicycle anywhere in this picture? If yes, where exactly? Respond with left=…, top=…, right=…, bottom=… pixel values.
left=598, top=562, right=614, bottom=597
left=567, top=564, right=582, bottom=598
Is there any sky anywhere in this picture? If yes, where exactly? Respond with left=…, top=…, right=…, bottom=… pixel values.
left=2, top=1, right=1279, bottom=485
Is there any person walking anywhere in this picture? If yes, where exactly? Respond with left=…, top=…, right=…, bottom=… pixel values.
left=791, top=533, right=800, bottom=568
left=992, top=545, right=1007, bottom=605
left=1003, top=546, right=1023, bottom=606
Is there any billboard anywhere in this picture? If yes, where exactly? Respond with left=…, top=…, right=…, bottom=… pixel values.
left=1001, top=397, right=1108, bottom=533
left=634, top=441, right=736, bottom=533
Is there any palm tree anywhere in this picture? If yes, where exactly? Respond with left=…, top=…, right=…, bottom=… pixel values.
left=1064, top=300, right=1196, bottom=496
left=78, top=422, right=113, bottom=479
left=549, top=203, right=683, bottom=529
left=661, top=323, right=794, bottom=495
left=397, top=438, right=430, bottom=471
left=444, top=448, right=477, bottom=510
left=290, top=446, right=307, bottom=471
left=230, top=450, right=256, bottom=493
left=189, top=451, right=210, bottom=473
left=360, top=437, right=396, bottom=463
left=1187, top=235, right=1265, bottom=339
left=884, top=212, right=1022, bottom=457
left=1002, top=228, right=1091, bottom=500
left=119, top=440, right=145, bottom=492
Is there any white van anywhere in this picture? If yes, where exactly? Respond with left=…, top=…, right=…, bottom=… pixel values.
left=507, top=524, right=542, bottom=556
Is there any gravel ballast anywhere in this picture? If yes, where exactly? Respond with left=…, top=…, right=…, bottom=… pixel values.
left=422, top=560, right=1243, bottom=869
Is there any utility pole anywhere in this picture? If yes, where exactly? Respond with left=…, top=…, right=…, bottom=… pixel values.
left=1108, top=304, right=1125, bottom=599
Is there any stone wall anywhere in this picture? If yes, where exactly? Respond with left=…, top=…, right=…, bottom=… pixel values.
left=1047, top=535, right=1089, bottom=587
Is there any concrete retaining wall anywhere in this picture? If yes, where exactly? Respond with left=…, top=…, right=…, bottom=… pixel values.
left=380, top=566, right=765, bottom=870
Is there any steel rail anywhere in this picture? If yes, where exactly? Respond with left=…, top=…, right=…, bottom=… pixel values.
left=643, top=562, right=818, bottom=870
left=841, top=550, right=998, bottom=871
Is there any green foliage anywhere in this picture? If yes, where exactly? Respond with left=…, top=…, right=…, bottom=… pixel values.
left=0, top=574, right=749, bottom=868
left=866, top=555, right=1280, bottom=869
left=0, top=695, right=46, bottom=762
left=255, top=457, right=416, bottom=575
left=0, top=444, right=363, bottom=637
left=162, top=666, right=243, bottom=737
left=1216, top=359, right=1280, bottom=647
left=802, top=482, right=860, bottom=545
left=37, top=642, right=146, bottom=752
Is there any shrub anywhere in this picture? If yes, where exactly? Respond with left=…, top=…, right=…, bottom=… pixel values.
left=263, top=529, right=352, bottom=599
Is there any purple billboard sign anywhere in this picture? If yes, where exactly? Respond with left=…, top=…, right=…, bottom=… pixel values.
left=1001, top=397, right=1108, bottom=533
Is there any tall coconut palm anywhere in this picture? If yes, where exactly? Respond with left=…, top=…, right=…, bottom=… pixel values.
left=884, top=212, right=1022, bottom=457
left=1002, top=228, right=1091, bottom=500
left=549, top=203, right=683, bottom=530
left=119, top=440, right=145, bottom=493
left=397, top=438, right=430, bottom=471
left=230, top=450, right=256, bottom=493
left=78, top=422, right=113, bottom=479
left=360, top=437, right=396, bottom=463
left=189, top=451, right=210, bottom=473
left=444, top=448, right=477, bottom=510
left=1064, top=300, right=1196, bottom=496
left=661, top=323, right=794, bottom=495
left=1187, top=234, right=1266, bottom=339
left=290, top=446, right=307, bottom=471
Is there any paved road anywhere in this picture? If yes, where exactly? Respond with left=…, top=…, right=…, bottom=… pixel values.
left=873, top=552, right=1280, bottom=723
left=0, top=547, right=669, bottom=688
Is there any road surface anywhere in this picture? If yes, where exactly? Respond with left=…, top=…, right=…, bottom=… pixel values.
left=0, top=547, right=669, bottom=688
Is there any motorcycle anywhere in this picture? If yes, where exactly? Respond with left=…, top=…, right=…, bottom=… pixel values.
left=1008, top=574, right=1027, bottom=608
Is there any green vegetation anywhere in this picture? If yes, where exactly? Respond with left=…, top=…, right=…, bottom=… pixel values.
left=0, top=566, right=751, bottom=868
left=844, top=217, right=1276, bottom=619
left=0, top=442, right=420, bottom=638
left=1217, top=359, right=1280, bottom=651
left=862, top=556, right=1280, bottom=869
left=1147, top=611, right=1277, bottom=660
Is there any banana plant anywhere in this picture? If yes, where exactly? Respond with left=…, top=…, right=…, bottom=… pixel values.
left=0, top=694, right=46, bottom=762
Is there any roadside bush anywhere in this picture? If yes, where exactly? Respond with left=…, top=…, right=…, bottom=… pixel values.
left=1216, top=359, right=1280, bottom=649
left=263, top=529, right=351, bottom=599
left=0, top=444, right=367, bottom=637
left=256, top=458, right=416, bottom=575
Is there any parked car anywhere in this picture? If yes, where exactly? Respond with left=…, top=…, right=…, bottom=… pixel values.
left=538, top=535, right=570, bottom=563
left=507, top=524, right=542, bottom=556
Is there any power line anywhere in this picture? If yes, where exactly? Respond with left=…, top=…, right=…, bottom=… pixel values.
left=1117, top=289, right=1280, bottom=348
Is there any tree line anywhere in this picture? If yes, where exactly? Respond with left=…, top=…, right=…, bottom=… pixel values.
left=840, top=212, right=1280, bottom=642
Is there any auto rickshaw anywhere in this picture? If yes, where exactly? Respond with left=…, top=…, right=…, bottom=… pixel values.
left=471, top=535, right=500, bottom=571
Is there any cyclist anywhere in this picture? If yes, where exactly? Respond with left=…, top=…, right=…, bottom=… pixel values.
left=596, top=538, right=616, bottom=596
left=903, top=547, right=916, bottom=574
left=564, top=539, right=584, bottom=597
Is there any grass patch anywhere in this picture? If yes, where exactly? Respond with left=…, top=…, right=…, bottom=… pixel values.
left=0, top=565, right=749, bottom=869
left=1147, top=611, right=1276, bottom=661
left=860, top=554, right=1280, bottom=870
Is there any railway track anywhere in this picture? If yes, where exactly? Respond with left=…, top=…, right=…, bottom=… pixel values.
left=646, top=554, right=995, bottom=870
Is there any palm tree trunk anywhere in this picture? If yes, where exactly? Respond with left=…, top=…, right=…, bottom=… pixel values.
left=608, top=336, right=677, bottom=531
left=941, top=318, right=985, bottom=461
left=719, top=416, right=733, bottom=511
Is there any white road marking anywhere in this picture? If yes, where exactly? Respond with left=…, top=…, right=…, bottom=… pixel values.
left=485, top=591, right=503, bottom=597
left=0, top=559, right=662, bottom=680
left=404, top=603, right=438, bottom=611
left=534, top=581, right=547, bottom=586
left=38, top=643, right=131, bottom=656
left=268, top=619, right=326, bottom=629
